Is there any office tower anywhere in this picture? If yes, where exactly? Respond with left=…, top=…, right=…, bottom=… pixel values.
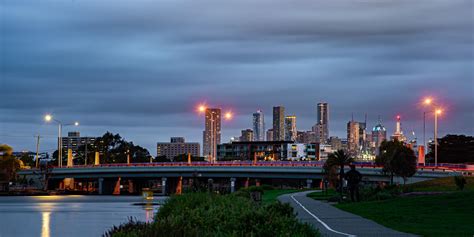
left=329, top=136, right=343, bottom=151
left=372, top=119, right=387, bottom=155
left=61, top=131, right=97, bottom=156
left=266, top=129, right=274, bottom=142
left=252, top=110, right=265, bottom=141
left=347, top=120, right=360, bottom=155
left=203, top=108, right=221, bottom=161
left=316, top=103, right=329, bottom=143
left=358, top=121, right=367, bottom=151
left=157, top=137, right=200, bottom=160
left=390, top=115, right=407, bottom=142
left=273, top=106, right=285, bottom=141
left=240, top=129, right=254, bottom=142
left=284, top=115, right=297, bottom=141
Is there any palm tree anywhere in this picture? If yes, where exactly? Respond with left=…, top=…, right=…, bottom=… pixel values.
left=326, top=150, right=354, bottom=196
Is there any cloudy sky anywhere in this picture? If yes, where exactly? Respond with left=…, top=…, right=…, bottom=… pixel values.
left=1, top=0, right=473, bottom=154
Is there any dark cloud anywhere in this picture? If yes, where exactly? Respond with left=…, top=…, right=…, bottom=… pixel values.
left=1, top=0, right=473, bottom=153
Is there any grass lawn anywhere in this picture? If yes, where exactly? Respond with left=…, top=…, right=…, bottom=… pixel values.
left=261, top=189, right=300, bottom=204
left=334, top=177, right=474, bottom=237
left=307, top=189, right=337, bottom=201
left=407, top=176, right=474, bottom=192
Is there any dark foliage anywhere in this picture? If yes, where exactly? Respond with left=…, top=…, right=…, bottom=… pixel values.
left=426, top=135, right=474, bottom=163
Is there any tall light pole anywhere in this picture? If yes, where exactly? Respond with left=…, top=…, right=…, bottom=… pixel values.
left=434, top=109, right=442, bottom=166
left=422, top=98, right=442, bottom=166
left=44, top=114, right=79, bottom=167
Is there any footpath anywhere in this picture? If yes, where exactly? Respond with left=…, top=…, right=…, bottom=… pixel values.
left=278, top=191, right=418, bottom=237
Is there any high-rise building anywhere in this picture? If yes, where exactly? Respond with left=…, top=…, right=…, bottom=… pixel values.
left=372, top=120, right=387, bottom=155
left=390, top=115, right=407, bottom=142
left=157, top=137, right=200, bottom=160
left=203, top=108, right=221, bottom=161
left=252, top=110, right=265, bottom=141
left=347, top=120, right=360, bottom=155
left=273, top=106, right=285, bottom=141
left=61, top=131, right=97, bottom=156
left=284, top=115, right=297, bottom=141
left=266, top=129, right=274, bottom=142
left=240, top=129, right=254, bottom=142
left=296, top=131, right=317, bottom=144
left=316, top=103, right=329, bottom=144
left=329, top=136, right=343, bottom=151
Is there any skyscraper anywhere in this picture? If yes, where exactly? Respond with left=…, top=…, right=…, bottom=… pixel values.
left=372, top=120, right=387, bottom=155
left=203, top=108, right=221, bottom=161
left=284, top=115, right=297, bottom=141
left=266, top=129, right=274, bottom=142
left=347, top=120, right=360, bottom=155
left=240, top=129, right=254, bottom=142
left=316, top=103, right=329, bottom=144
left=273, top=106, right=285, bottom=141
left=252, top=110, right=265, bottom=141
left=390, top=115, right=407, bottom=142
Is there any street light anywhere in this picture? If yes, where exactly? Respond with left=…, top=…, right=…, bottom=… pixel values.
left=44, top=114, right=79, bottom=167
left=422, top=98, right=443, bottom=166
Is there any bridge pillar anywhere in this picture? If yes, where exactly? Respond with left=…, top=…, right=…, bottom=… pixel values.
left=67, top=149, right=73, bottom=167
left=230, top=178, right=236, bottom=193
left=94, top=152, right=100, bottom=165
left=176, top=176, right=183, bottom=195
left=208, top=178, right=214, bottom=192
left=98, top=178, right=104, bottom=195
left=128, top=180, right=134, bottom=194
left=161, top=177, right=167, bottom=196
left=113, top=177, right=121, bottom=195
left=255, top=179, right=260, bottom=187
left=306, top=179, right=313, bottom=189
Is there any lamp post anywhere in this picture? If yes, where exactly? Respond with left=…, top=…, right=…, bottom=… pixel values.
left=422, top=98, right=442, bottom=166
left=44, top=114, right=79, bottom=167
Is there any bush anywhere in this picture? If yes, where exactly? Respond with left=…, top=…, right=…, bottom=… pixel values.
left=454, top=176, right=467, bottom=190
left=105, top=193, right=319, bottom=237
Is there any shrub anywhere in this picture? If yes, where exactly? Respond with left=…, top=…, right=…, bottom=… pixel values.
left=454, top=176, right=467, bottom=190
left=105, top=192, right=320, bottom=237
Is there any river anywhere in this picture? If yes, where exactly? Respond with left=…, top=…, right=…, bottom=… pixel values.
left=0, top=195, right=165, bottom=237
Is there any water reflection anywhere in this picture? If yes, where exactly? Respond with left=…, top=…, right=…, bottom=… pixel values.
left=41, top=212, right=51, bottom=237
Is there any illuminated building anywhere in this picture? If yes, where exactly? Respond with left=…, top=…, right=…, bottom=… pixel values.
left=273, top=106, right=285, bottom=141
left=157, top=137, right=200, bottom=160
left=252, top=110, right=265, bottom=141
left=316, top=103, right=329, bottom=144
left=217, top=141, right=319, bottom=161
left=240, top=129, right=254, bottom=142
left=203, top=108, right=221, bottom=161
left=284, top=115, right=297, bottom=141
left=266, top=129, right=274, bottom=142
left=372, top=120, right=387, bottom=155
left=390, top=115, right=407, bottom=142
left=61, top=131, right=97, bottom=156
left=347, top=120, right=360, bottom=155
left=329, top=136, right=343, bottom=151
left=297, top=131, right=317, bottom=144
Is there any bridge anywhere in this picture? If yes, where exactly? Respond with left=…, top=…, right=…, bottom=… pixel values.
left=18, top=161, right=471, bottom=195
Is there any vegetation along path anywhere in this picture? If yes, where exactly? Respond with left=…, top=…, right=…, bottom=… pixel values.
left=278, top=191, right=417, bottom=237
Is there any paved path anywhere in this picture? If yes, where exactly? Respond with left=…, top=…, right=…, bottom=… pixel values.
left=278, top=191, right=417, bottom=237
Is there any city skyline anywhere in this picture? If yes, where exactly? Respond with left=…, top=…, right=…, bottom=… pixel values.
left=2, top=0, right=473, bottom=154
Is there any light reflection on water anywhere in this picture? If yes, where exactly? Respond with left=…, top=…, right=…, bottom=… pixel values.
left=0, top=196, right=163, bottom=237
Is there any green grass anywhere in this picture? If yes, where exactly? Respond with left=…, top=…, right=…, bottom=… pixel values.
left=407, top=176, right=474, bottom=192
left=307, top=189, right=337, bottom=201
left=261, top=189, right=299, bottom=204
left=336, top=190, right=474, bottom=236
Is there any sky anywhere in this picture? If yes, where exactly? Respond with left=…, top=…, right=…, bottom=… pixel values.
left=1, top=0, right=473, bottom=154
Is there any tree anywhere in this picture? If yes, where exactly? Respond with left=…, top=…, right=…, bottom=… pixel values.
left=426, top=135, right=474, bottom=163
left=325, top=150, right=354, bottom=196
left=376, top=140, right=417, bottom=184
left=0, top=144, right=21, bottom=189
left=154, top=156, right=171, bottom=162
left=19, top=153, right=35, bottom=167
